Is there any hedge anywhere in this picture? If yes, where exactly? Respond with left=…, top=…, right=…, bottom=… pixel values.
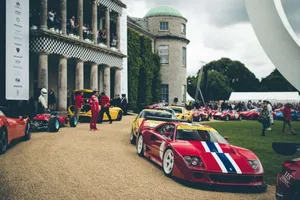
left=127, top=28, right=161, bottom=110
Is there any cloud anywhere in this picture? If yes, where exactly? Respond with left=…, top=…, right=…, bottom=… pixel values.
left=122, top=0, right=300, bottom=79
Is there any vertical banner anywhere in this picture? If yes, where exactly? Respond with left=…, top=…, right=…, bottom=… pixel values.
left=120, top=9, right=128, bottom=97
left=6, top=0, right=29, bottom=100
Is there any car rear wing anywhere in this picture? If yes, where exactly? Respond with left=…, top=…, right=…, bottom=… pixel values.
left=138, top=116, right=188, bottom=133
left=272, top=142, right=300, bottom=155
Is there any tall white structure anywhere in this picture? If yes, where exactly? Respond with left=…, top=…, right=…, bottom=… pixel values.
left=245, top=0, right=300, bottom=91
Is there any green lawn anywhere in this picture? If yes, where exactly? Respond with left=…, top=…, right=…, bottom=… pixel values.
left=203, top=120, right=300, bottom=185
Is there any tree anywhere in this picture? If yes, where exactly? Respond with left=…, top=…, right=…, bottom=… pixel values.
left=187, top=71, right=233, bottom=101
left=204, top=58, right=260, bottom=92
left=260, top=69, right=298, bottom=92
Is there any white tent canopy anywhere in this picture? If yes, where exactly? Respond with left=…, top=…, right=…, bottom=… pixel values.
left=229, top=92, right=300, bottom=103
left=186, top=92, right=194, bottom=101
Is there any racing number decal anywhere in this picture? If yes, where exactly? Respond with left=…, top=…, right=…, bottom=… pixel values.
left=159, top=141, right=166, bottom=160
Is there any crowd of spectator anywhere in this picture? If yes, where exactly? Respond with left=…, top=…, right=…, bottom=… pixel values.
left=30, top=8, right=118, bottom=47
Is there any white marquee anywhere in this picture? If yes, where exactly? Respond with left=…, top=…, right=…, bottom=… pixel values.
left=229, top=92, right=300, bottom=103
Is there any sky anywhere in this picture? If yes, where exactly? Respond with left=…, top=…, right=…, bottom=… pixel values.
left=122, top=0, right=300, bottom=80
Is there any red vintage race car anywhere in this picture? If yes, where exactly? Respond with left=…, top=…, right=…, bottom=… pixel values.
left=192, top=107, right=212, bottom=122
left=239, top=108, right=261, bottom=120
left=213, top=110, right=242, bottom=121
left=31, top=111, right=77, bottom=132
left=0, top=106, right=31, bottom=155
left=273, top=142, right=300, bottom=200
left=145, top=103, right=165, bottom=109
left=135, top=116, right=267, bottom=190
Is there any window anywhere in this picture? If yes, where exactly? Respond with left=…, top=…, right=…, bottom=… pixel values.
left=182, top=47, right=186, bottom=66
left=182, top=85, right=186, bottom=102
left=159, top=45, right=169, bottom=64
left=181, top=24, right=186, bottom=34
left=160, top=22, right=169, bottom=31
left=161, top=84, right=169, bottom=103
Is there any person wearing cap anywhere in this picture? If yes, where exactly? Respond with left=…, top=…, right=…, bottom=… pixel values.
left=98, top=92, right=112, bottom=124
left=89, top=90, right=100, bottom=131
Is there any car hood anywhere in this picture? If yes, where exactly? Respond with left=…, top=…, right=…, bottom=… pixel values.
left=171, top=141, right=256, bottom=174
left=33, top=114, right=51, bottom=121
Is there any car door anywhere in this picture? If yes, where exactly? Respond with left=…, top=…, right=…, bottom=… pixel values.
left=148, top=124, right=174, bottom=162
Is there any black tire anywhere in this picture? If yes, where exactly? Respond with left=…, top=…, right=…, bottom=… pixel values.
left=225, top=115, right=230, bottom=121
left=24, top=121, right=31, bottom=141
left=48, top=117, right=60, bottom=132
left=69, top=115, right=77, bottom=127
left=116, top=111, right=123, bottom=121
left=0, top=127, right=8, bottom=155
left=130, top=128, right=136, bottom=145
left=136, top=134, right=144, bottom=157
left=162, top=148, right=174, bottom=177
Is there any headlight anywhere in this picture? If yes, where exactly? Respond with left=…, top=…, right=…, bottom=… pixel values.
left=248, top=160, right=260, bottom=170
left=184, top=156, right=203, bottom=167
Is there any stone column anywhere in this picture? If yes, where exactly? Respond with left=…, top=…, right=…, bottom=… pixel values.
left=60, top=0, right=67, bottom=34
left=58, top=56, right=68, bottom=111
left=114, top=68, right=121, bottom=96
left=90, top=63, right=98, bottom=91
left=116, top=14, right=121, bottom=49
left=91, top=0, right=98, bottom=43
left=77, top=0, right=83, bottom=39
left=38, top=53, right=48, bottom=104
left=99, top=67, right=104, bottom=92
left=40, top=0, right=48, bottom=29
left=105, top=8, right=110, bottom=47
left=103, top=66, right=110, bottom=97
left=76, top=60, right=84, bottom=89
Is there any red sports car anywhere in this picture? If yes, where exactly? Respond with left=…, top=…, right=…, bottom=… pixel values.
left=192, top=107, right=212, bottom=122
left=213, top=110, right=242, bottom=121
left=31, top=111, right=77, bottom=132
left=0, top=106, right=31, bottom=154
left=136, top=117, right=267, bottom=190
left=239, top=108, right=261, bottom=120
left=273, top=142, right=300, bottom=200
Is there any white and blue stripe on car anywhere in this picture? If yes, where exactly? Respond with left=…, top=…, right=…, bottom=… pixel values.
left=201, top=141, right=242, bottom=174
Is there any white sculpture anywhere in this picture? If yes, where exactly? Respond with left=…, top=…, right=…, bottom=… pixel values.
left=245, top=0, right=300, bottom=91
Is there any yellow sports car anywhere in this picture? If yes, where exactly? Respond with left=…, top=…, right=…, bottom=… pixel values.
left=167, top=106, right=193, bottom=122
left=68, top=89, right=123, bottom=121
left=130, top=109, right=176, bottom=144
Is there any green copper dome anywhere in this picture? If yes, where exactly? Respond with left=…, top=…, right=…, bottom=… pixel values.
left=145, top=6, right=183, bottom=18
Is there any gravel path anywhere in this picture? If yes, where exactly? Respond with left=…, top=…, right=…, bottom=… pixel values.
left=0, top=116, right=275, bottom=200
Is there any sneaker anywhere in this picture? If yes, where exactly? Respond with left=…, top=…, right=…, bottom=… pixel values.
left=267, top=128, right=271, bottom=131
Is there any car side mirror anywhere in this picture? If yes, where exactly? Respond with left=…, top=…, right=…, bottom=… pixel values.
left=165, top=132, right=171, bottom=137
left=224, top=136, right=229, bottom=141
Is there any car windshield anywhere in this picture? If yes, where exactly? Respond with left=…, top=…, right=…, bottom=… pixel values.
left=170, top=108, right=182, bottom=114
left=82, top=92, right=92, bottom=99
left=155, top=108, right=176, bottom=115
left=141, top=111, right=173, bottom=118
left=175, top=125, right=228, bottom=144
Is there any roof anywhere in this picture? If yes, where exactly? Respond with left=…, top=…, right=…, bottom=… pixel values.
left=229, top=92, right=300, bottom=102
left=145, top=6, right=183, bottom=18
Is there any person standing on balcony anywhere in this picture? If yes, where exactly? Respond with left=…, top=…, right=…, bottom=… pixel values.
left=89, top=91, right=100, bottom=131
left=74, top=92, right=84, bottom=122
left=98, top=92, right=112, bottom=124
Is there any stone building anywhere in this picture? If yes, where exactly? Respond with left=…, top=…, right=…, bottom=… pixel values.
left=28, top=0, right=127, bottom=111
left=128, top=6, right=190, bottom=104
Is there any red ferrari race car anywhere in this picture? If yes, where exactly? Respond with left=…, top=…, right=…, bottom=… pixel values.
left=192, top=107, right=212, bottom=122
left=213, top=110, right=242, bottom=121
left=273, top=142, right=300, bottom=200
left=0, top=106, right=31, bottom=155
left=31, top=110, right=77, bottom=132
left=136, top=116, right=267, bottom=190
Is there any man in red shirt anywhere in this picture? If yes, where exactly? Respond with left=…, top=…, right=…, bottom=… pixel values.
left=282, top=103, right=296, bottom=135
left=74, top=92, right=84, bottom=122
left=89, top=91, right=100, bottom=130
left=98, top=92, right=112, bottom=124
